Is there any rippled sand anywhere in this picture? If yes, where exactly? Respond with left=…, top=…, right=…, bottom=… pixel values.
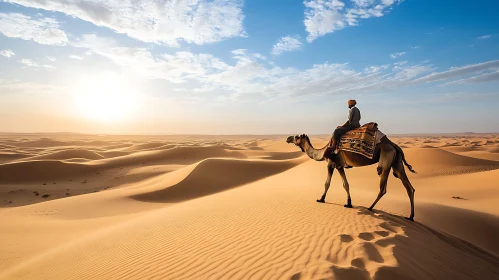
left=1, top=133, right=498, bottom=279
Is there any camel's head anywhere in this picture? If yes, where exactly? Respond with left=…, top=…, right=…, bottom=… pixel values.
left=286, top=134, right=309, bottom=152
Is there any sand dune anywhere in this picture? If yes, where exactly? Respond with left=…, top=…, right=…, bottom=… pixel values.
left=10, top=138, right=72, bottom=148
left=2, top=162, right=499, bottom=279
left=0, top=160, right=93, bottom=183
left=417, top=203, right=499, bottom=257
left=97, top=150, right=132, bottom=158
left=91, top=145, right=248, bottom=168
left=119, top=142, right=170, bottom=152
left=100, top=143, right=135, bottom=150
left=451, top=151, right=499, bottom=161
left=0, top=152, right=30, bottom=163
left=19, top=149, right=105, bottom=161
left=441, top=146, right=487, bottom=153
left=1, top=133, right=499, bottom=279
left=0, top=145, right=248, bottom=184
left=241, top=150, right=304, bottom=160
left=132, top=157, right=305, bottom=203
left=401, top=147, right=499, bottom=176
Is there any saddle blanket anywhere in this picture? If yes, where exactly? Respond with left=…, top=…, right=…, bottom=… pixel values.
left=338, top=122, right=383, bottom=159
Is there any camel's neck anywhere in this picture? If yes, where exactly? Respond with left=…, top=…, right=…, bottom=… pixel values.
left=301, top=139, right=328, bottom=161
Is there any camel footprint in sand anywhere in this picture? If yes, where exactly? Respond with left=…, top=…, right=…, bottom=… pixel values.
left=292, top=220, right=405, bottom=280
left=329, top=223, right=405, bottom=279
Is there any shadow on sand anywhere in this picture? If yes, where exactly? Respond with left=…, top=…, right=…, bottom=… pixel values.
left=292, top=205, right=499, bottom=280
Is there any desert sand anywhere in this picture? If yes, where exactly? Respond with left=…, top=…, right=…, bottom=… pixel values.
left=1, top=133, right=499, bottom=279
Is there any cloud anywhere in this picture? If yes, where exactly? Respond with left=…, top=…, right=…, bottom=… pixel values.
left=410, top=46, right=420, bottom=49
left=19, top=59, right=38, bottom=67
left=0, top=79, right=61, bottom=95
left=271, top=35, right=303, bottom=55
left=389, top=91, right=499, bottom=106
left=412, top=60, right=499, bottom=84
left=390, top=52, right=406, bottom=59
left=445, top=71, right=499, bottom=85
left=364, top=64, right=390, bottom=73
left=69, top=55, right=84, bottom=60
left=426, top=92, right=499, bottom=104
left=304, top=0, right=401, bottom=42
left=19, top=58, right=55, bottom=69
left=0, top=49, right=15, bottom=58
left=6, top=0, right=245, bottom=46
left=72, top=34, right=499, bottom=103
left=477, top=35, right=491, bottom=40
left=72, top=34, right=229, bottom=83
left=0, top=13, right=68, bottom=45
left=47, top=56, right=56, bottom=62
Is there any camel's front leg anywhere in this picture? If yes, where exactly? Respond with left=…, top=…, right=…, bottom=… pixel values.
left=317, top=163, right=334, bottom=203
left=336, top=167, right=352, bottom=208
left=368, top=149, right=396, bottom=212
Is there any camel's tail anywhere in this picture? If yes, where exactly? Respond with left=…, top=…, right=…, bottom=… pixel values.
left=388, top=139, right=417, bottom=174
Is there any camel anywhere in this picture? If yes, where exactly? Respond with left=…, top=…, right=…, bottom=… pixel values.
left=286, top=132, right=417, bottom=221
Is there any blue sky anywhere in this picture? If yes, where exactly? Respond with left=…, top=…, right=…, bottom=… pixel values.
left=0, top=0, right=498, bottom=134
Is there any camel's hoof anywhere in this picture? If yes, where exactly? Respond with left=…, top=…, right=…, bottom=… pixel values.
left=316, top=199, right=325, bottom=203
left=367, top=208, right=374, bottom=212
left=405, top=217, right=414, bottom=221
left=344, top=204, right=353, bottom=208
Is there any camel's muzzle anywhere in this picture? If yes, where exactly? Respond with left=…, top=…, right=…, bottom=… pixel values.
left=286, top=136, right=294, bottom=143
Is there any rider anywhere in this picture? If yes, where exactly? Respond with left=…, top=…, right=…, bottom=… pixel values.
left=328, top=99, right=361, bottom=152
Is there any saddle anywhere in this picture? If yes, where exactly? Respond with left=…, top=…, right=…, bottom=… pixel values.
left=337, top=122, right=379, bottom=159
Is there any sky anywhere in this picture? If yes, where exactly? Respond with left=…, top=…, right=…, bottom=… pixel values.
left=0, top=0, right=499, bottom=135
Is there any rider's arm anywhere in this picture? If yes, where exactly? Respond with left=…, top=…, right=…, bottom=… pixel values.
left=342, top=108, right=353, bottom=126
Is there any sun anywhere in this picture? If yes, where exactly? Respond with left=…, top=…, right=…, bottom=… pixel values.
left=72, top=73, right=139, bottom=122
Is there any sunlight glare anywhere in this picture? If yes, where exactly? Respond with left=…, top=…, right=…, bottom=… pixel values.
left=72, top=73, right=139, bottom=122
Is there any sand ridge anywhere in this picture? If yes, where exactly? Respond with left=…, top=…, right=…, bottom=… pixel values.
left=1, top=133, right=499, bottom=279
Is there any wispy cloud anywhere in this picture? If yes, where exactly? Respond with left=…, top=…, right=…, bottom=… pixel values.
left=0, top=49, right=15, bottom=58
left=0, top=79, right=61, bottom=95
left=389, top=91, right=499, bottom=106
left=410, top=46, right=420, bottom=49
left=0, top=13, right=68, bottom=45
left=304, top=0, right=402, bottom=42
left=427, top=92, right=499, bottom=104
left=6, top=0, right=245, bottom=46
left=46, top=56, right=56, bottom=62
left=445, top=71, right=499, bottom=85
left=70, top=34, right=499, bottom=103
left=72, top=34, right=230, bottom=83
left=69, top=55, right=84, bottom=60
left=19, top=59, right=38, bottom=67
left=271, top=35, right=302, bottom=55
left=390, top=52, right=406, bottom=59
left=477, top=35, right=492, bottom=40
left=412, top=60, right=499, bottom=84
left=18, top=58, right=55, bottom=69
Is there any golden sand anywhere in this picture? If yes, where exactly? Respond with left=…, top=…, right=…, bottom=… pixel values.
left=1, top=133, right=498, bottom=279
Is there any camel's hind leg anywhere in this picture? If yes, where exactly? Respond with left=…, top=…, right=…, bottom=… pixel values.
left=368, top=147, right=396, bottom=212
left=336, top=167, right=352, bottom=208
left=317, top=161, right=334, bottom=203
left=393, top=157, right=416, bottom=221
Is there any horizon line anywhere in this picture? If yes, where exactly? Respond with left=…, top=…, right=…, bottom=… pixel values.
left=1, top=131, right=498, bottom=136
